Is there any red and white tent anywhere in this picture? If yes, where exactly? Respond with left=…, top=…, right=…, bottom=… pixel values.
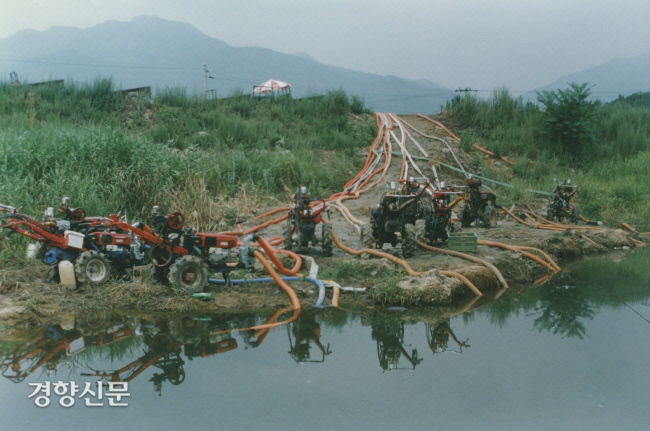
left=253, top=79, right=291, bottom=95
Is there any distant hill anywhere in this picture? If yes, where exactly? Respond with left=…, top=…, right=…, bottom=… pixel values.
left=526, top=51, right=650, bottom=102
left=0, top=15, right=454, bottom=114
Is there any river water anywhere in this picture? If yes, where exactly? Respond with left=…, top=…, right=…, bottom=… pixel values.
left=1, top=249, right=648, bottom=430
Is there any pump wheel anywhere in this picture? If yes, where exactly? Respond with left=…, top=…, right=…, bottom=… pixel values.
left=401, top=224, right=417, bottom=258
left=151, top=244, right=173, bottom=267
left=167, top=255, right=208, bottom=294
left=70, top=208, right=86, bottom=223
left=321, top=224, right=333, bottom=257
left=167, top=212, right=185, bottom=230
left=75, top=251, right=112, bottom=286
left=570, top=206, right=580, bottom=223
left=483, top=204, right=498, bottom=228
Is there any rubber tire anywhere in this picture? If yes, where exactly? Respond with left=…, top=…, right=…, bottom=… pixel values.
left=483, top=204, right=498, bottom=228
left=402, top=224, right=417, bottom=258
left=321, top=224, right=333, bottom=257
left=167, top=255, right=208, bottom=294
left=282, top=225, right=294, bottom=251
left=75, top=251, right=112, bottom=286
left=170, top=317, right=208, bottom=344
left=459, top=204, right=472, bottom=228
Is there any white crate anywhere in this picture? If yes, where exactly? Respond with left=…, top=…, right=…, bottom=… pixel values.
left=64, top=230, right=85, bottom=249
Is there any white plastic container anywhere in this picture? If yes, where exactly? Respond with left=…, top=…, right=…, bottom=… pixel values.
left=60, top=314, right=76, bottom=331
left=26, top=243, right=41, bottom=259
left=58, top=261, right=77, bottom=289
left=64, top=230, right=85, bottom=250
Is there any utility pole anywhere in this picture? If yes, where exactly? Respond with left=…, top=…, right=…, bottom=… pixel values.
left=203, top=64, right=215, bottom=99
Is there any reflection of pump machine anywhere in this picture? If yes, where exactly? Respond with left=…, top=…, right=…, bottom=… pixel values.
left=372, top=320, right=422, bottom=371
left=149, top=353, right=186, bottom=396
left=426, top=321, right=469, bottom=354
left=184, top=332, right=237, bottom=359
left=83, top=331, right=185, bottom=395
left=287, top=313, right=331, bottom=363
left=1, top=325, right=85, bottom=383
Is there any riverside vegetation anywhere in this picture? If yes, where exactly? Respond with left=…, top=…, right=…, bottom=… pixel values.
left=446, top=85, right=650, bottom=224
left=0, top=79, right=374, bottom=261
left=1, top=79, right=648, bottom=264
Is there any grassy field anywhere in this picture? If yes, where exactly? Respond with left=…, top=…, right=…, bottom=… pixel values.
left=445, top=87, right=650, bottom=225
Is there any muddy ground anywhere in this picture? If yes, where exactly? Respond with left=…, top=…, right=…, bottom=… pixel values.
left=0, top=115, right=642, bottom=333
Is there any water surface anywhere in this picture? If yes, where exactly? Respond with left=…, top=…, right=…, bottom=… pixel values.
left=1, top=249, right=648, bottom=430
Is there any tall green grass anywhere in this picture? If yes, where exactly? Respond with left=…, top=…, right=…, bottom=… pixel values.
left=0, top=80, right=375, bottom=261
left=444, top=88, right=650, bottom=222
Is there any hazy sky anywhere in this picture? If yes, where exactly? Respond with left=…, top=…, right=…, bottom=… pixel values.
left=2, top=0, right=649, bottom=92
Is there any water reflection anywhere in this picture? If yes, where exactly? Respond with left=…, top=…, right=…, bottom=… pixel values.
left=426, top=321, right=469, bottom=355
left=287, top=310, right=331, bottom=363
left=1, top=249, right=648, bottom=393
left=370, top=313, right=423, bottom=371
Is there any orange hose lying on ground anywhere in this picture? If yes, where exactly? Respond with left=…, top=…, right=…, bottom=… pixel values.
left=580, top=234, right=607, bottom=250
left=622, top=223, right=636, bottom=232
left=472, top=143, right=515, bottom=166
left=255, top=207, right=290, bottom=220
left=415, top=114, right=461, bottom=141
left=477, top=240, right=558, bottom=273
left=513, top=246, right=561, bottom=272
left=222, top=213, right=289, bottom=236
left=344, top=114, right=384, bottom=189
left=501, top=206, right=534, bottom=227
left=416, top=240, right=508, bottom=290
left=325, top=221, right=482, bottom=296
left=256, top=236, right=302, bottom=276
left=439, top=271, right=482, bottom=296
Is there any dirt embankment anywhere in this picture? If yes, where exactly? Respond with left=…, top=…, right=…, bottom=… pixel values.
left=0, top=114, right=644, bottom=330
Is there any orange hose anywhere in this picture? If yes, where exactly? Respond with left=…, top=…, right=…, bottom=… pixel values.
left=514, top=246, right=561, bottom=272
left=501, top=206, right=534, bottom=227
left=255, top=207, right=290, bottom=220
left=477, top=239, right=557, bottom=273
left=344, top=114, right=384, bottom=189
left=416, top=239, right=508, bottom=289
left=622, top=223, right=636, bottom=232
left=533, top=274, right=551, bottom=286
left=580, top=234, right=606, bottom=250
left=325, top=221, right=481, bottom=295
left=415, top=114, right=461, bottom=141
left=223, top=213, right=289, bottom=236
left=440, top=271, right=482, bottom=296
left=256, top=236, right=302, bottom=276
left=254, top=250, right=301, bottom=309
